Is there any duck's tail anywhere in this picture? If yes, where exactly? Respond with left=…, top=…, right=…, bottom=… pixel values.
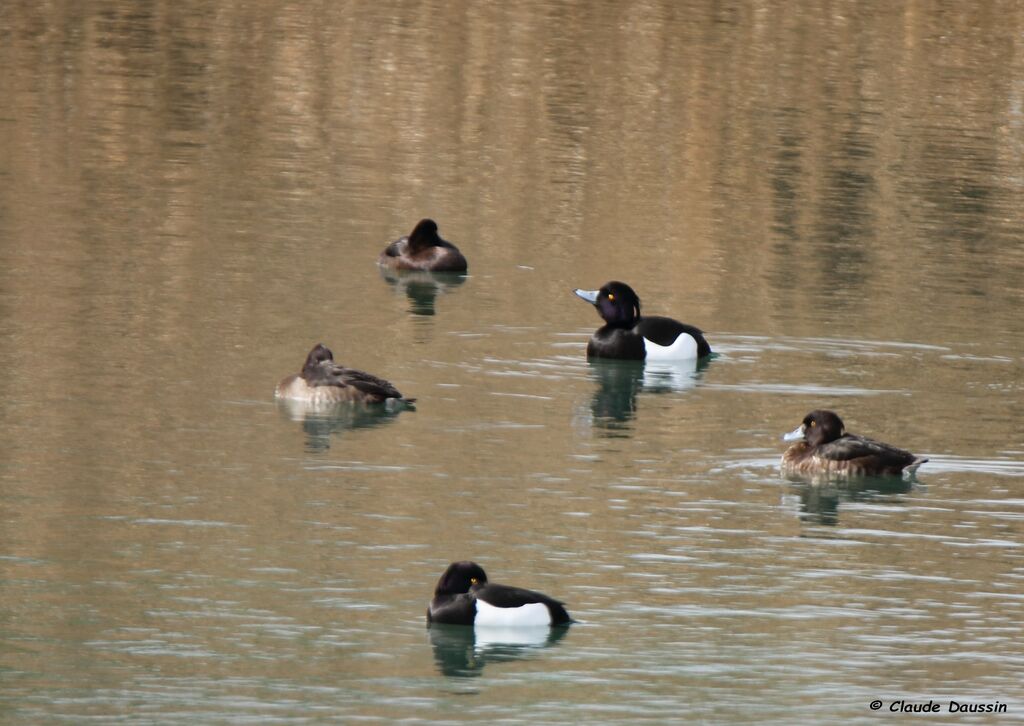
left=905, top=456, right=928, bottom=475
left=385, top=396, right=416, bottom=411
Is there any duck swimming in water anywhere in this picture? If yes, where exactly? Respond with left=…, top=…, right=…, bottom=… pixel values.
left=379, top=219, right=468, bottom=273
left=275, top=343, right=414, bottom=408
left=781, top=409, right=927, bottom=477
left=574, top=281, right=711, bottom=361
left=427, top=561, right=572, bottom=627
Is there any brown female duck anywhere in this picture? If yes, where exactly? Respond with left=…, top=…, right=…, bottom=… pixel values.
left=782, top=410, right=926, bottom=476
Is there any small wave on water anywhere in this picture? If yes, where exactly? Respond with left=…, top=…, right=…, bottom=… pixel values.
left=705, top=382, right=905, bottom=396
left=708, top=333, right=952, bottom=357
left=918, top=455, right=1024, bottom=477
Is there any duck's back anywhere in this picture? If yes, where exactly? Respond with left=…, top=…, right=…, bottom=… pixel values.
left=587, top=317, right=711, bottom=360
left=275, top=374, right=364, bottom=404
left=474, top=583, right=571, bottom=626
left=786, top=434, right=926, bottom=476
left=277, top=364, right=410, bottom=405
left=329, top=366, right=407, bottom=403
left=634, top=316, right=711, bottom=359
left=379, top=237, right=467, bottom=272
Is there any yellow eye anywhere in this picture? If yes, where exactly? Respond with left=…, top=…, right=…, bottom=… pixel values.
left=809, top=421, right=816, bottom=427
left=470, top=577, right=478, bottom=585
left=607, top=293, right=615, bottom=301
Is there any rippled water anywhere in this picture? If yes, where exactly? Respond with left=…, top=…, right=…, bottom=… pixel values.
left=2, top=1, right=1023, bottom=723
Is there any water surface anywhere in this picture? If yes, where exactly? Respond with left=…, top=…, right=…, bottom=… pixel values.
left=1, top=1, right=1023, bottom=723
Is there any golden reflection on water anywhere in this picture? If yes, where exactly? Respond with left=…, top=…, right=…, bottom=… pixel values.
left=1, top=0, right=1023, bottom=721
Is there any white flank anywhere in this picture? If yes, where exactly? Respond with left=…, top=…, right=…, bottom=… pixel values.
left=644, top=333, right=699, bottom=361
left=475, top=599, right=552, bottom=627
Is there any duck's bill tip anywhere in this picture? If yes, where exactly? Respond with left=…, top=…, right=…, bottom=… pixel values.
left=782, top=425, right=805, bottom=442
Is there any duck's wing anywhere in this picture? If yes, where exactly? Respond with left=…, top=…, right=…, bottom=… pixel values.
left=381, top=237, right=409, bottom=258
left=302, top=362, right=345, bottom=388
left=474, top=583, right=571, bottom=624
left=817, top=434, right=917, bottom=466
left=336, top=366, right=407, bottom=401
left=635, top=316, right=711, bottom=357
left=301, top=361, right=393, bottom=393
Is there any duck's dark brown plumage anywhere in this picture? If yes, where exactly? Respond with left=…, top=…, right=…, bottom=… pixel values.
left=379, top=219, right=468, bottom=273
left=275, top=343, right=414, bottom=406
left=782, top=409, right=926, bottom=476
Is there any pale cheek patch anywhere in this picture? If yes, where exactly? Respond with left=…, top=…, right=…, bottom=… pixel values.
left=475, top=599, right=552, bottom=627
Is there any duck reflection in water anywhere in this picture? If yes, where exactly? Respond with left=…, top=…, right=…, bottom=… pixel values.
left=786, top=474, right=915, bottom=527
left=585, top=358, right=707, bottom=434
left=378, top=267, right=467, bottom=317
left=427, top=622, right=570, bottom=678
left=276, top=398, right=406, bottom=453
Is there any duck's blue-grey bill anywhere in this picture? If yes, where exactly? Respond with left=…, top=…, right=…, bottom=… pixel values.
left=782, top=425, right=805, bottom=442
